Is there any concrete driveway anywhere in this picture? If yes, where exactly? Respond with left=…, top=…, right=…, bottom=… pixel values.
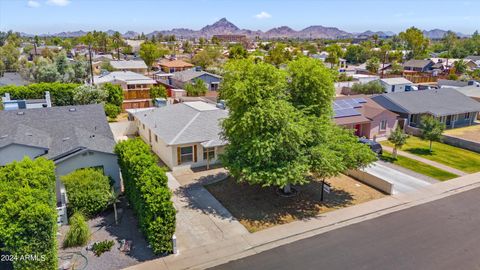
left=363, top=162, right=432, bottom=194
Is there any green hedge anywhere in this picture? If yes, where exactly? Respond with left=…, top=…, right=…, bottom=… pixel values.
left=0, top=158, right=58, bottom=270
left=0, top=82, right=80, bottom=106
left=61, top=168, right=111, bottom=217
left=114, top=138, right=176, bottom=254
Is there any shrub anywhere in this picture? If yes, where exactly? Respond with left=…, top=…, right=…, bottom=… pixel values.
left=104, top=103, right=121, bottom=119
left=61, top=168, right=111, bottom=217
left=0, top=158, right=58, bottom=270
left=92, top=240, right=114, bottom=256
left=115, top=139, right=176, bottom=254
left=150, top=85, right=167, bottom=101
left=184, top=78, right=208, bottom=96
left=351, top=81, right=384, bottom=94
left=0, top=82, right=79, bottom=106
left=63, top=213, right=90, bottom=248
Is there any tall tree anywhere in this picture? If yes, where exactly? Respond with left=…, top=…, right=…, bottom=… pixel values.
left=442, top=31, right=457, bottom=67
left=399, top=27, right=429, bottom=59
left=139, top=41, right=161, bottom=73
left=111, top=31, right=124, bottom=60
left=366, top=56, right=380, bottom=74
left=420, top=115, right=445, bottom=152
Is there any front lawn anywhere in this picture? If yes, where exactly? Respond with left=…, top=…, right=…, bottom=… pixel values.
left=205, top=175, right=385, bottom=232
left=380, top=152, right=458, bottom=181
left=381, top=136, right=480, bottom=173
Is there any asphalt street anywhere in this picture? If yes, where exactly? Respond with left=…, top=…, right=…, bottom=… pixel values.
left=210, top=187, right=480, bottom=270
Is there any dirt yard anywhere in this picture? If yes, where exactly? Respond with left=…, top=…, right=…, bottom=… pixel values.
left=444, top=124, right=480, bottom=142
left=205, top=174, right=385, bottom=232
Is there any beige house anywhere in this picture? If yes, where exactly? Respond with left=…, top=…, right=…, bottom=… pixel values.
left=94, top=71, right=156, bottom=110
left=132, top=101, right=228, bottom=171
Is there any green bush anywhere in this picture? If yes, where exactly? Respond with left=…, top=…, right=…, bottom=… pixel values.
left=115, top=139, right=176, bottom=254
left=104, top=103, right=121, bottom=119
left=92, top=240, right=114, bottom=256
left=0, top=158, right=58, bottom=270
left=0, top=82, right=79, bottom=106
left=184, top=78, right=208, bottom=96
left=61, top=168, right=111, bottom=217
left=63, top=213, right=90, bottom=248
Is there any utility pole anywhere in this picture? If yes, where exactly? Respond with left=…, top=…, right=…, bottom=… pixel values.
left=89, top=44, right=94, bottom=85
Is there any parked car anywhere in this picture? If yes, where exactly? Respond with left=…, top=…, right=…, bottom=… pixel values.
left=359, top=138, right=383, bottom=155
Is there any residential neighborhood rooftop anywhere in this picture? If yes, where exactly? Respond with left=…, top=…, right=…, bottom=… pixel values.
left=372, top=88, right=480, bottom=116
left=0, top=104, right=116, bottom=160
left=94, top=71, right=156, bottom=85
left=380, top=77, right=413, bottom=85
left=110, top=60, right=148, bottom=69
left=133, top=101, right=228, bottom=146
left=172, top=69, right=222, bottom=83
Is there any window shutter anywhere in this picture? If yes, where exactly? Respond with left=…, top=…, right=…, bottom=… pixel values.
left=177, top=147, right=181, bottom=165
left=193, top=145, right=198, bottom=162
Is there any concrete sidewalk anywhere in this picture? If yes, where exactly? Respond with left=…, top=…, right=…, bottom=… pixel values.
left=125, top=172, right=480, bottom=270
left=382, top=145, right=467, bottom=176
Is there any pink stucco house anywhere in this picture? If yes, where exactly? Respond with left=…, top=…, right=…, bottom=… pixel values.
left=333, top=95, right=398, bottom=140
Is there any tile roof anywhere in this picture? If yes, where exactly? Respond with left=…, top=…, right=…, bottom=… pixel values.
left=372, top=89, right=480, bottom=116
left=0, top=104, right=116, bottom=160
left=133, top=101, right=228, bottom=146
left=158, top=59, right=194, bottom=68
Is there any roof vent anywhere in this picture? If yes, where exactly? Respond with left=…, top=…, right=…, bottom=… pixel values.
left=62, top=137, right=70, bottom=141
left=0, top=135, right=8, bottom=139
left=17, top=111, right=25, bottom=115
left=69, top=108, right=76, bottom=112
left=25, top=132, right=33, bottom=136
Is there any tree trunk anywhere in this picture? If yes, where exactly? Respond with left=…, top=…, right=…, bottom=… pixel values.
left=429, top=140, right=433, bottom=152
left=283, top=183, right=291, bottom=194
left=392, top=147, right=398, bottom=159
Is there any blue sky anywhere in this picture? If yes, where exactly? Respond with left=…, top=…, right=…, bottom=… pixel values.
left=0, top=0, right=479, bottom=35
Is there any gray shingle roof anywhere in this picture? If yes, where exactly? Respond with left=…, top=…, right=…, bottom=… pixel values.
left=0, top=72, right=29, bottom=86
left=457, top=85, right=480, bottom=98
left=0, top=104, right=116, bottom=160
left=438, top=79, right=469, bottom=88
left=172, top=69, right=222, bottom=83
left=134, top=101, right=228, bottom=146
left=465, top=55, right=480, bottom=61
left=403, top=59, right=433, bottom=69
left=372, top=89, right=480, bottom=116
left=110, top=60, right=147, bottom=69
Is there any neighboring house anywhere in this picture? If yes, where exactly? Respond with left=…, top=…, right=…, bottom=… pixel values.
left=110, top=60, right=148, bottom=74
left=465, top=55, right=480, bottom=68
left=0, top=72, right=29, bottom=86
left=403, top=59, right=435, bottom=72
left=158, top=59, right=194, bottom=73
left=437, top=79, right=479, bottom=89
left=457, top=85, right=480, bottom=102
left=333, top=95, right=398, bottom=139
left=379, top=77, right=414, bottom=93
left=125, top=39, right=144, bottom=53
left=94, top=71, right=157, bottom=110
left=171, top=69, right=222, bottom=91
left=372, top=89, right=480, bottom=132
left=0, top=104, right=120, bottom=225
left=132, top=101, right=227, bottom=171
left=311, top=52, right=347, bottom=71
left=2, top=92, right=51, bottom=110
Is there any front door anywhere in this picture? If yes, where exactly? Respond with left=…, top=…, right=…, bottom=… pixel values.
left=354, top=124, right=361, bottom=136
left=446, top=115, right=452, bottom=126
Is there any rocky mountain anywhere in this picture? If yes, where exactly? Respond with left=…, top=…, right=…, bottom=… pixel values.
left=18, top=18, right=470, bottom=40
left=423, top=29, right=469, bottom=39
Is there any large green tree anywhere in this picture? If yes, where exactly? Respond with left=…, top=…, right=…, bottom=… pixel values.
left=139, top=41, right=162, bottom=73
left=399, top=27, right=429, bottom=59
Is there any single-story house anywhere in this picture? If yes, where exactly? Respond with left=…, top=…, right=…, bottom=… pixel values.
left=456, top=85, right=480, bottom=102
left=372, top=89, right=480, bottom=132
left=403, top=59, right=435, bottom=73
left=132, top=101, right=228, bottom=171
left=379, top=77, right=414, bottom=93
left=110, top=60, right=148, bottom=74
left=0, top=104, right=120, bottom=224
left=171, top=69, right=222, bottom=91
left=94, top=71, right=157, bottom=110
left=334, top=95, right=398, bottom=139
left=158, top=59, right=194, bottom=73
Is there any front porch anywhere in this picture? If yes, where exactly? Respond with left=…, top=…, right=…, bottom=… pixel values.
left=408, top=112, right=478, bottom=130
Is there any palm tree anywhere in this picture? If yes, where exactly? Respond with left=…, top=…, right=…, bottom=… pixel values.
left=108, top=187, right=120, bottom=225
left=111, top=31, right=123, bottom=60
left=81, top=32, right=95, bottom=84
left=388, top=126, right=409, bottom=158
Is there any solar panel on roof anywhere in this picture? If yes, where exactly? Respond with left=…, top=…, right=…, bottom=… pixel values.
left=334, top=108, right=361, bottom=118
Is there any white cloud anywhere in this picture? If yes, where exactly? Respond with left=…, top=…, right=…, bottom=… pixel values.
left=255, top=11, right=272, bottom=19
left=27, top=0, right=41, bottom=8
left=46, top=0, right=71, bottom=6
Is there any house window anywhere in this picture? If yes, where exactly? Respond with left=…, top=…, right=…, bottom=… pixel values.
left=155, top=135, right=158, bottom=142
left=203, top=147, right=215, bottom=160
left=380, top=120, right=387, bottom=131
left=179, top=146, right=194, bottom=164
left=465, top=112, right=471, bottom=120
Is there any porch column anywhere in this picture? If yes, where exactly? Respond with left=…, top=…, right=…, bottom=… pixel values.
left=451, top=114, right=456, bottom=129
